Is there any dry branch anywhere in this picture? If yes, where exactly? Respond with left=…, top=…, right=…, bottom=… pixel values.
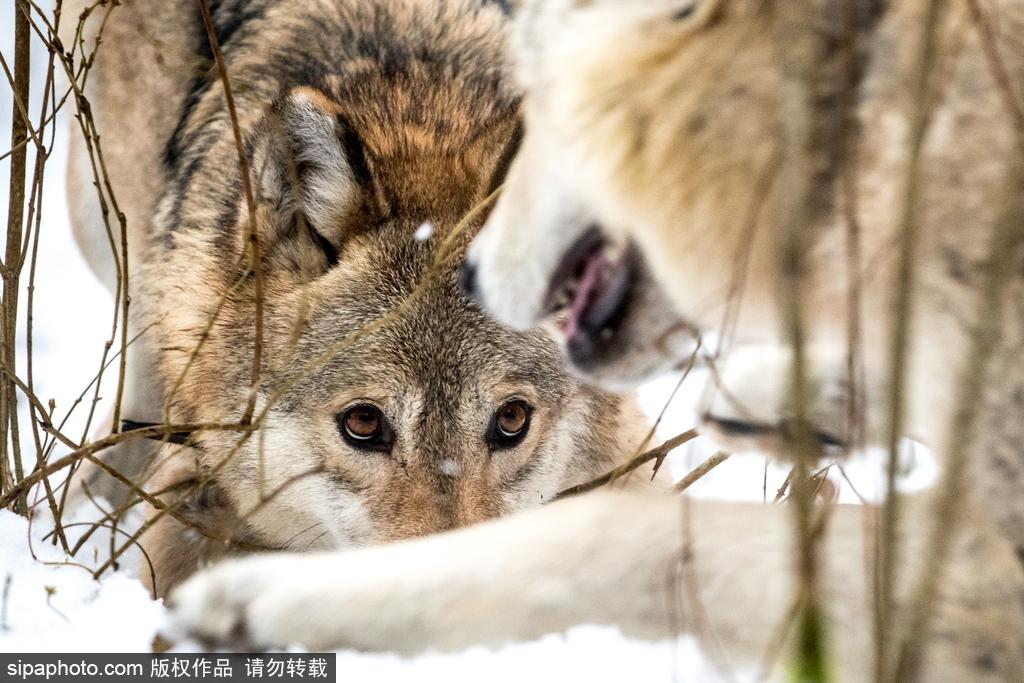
left=876, top=3, right=947, bottom=678
left=196, top=0, right=263, bottom=426
left=554, top=429, right=699, bottom=500
left=673, top=451, right=730, bottom=493
left=774, top=1, right=831, bottom=677
left=0, top=422, right=256, bottom=510
left=1, top=0, right=32, bottom=515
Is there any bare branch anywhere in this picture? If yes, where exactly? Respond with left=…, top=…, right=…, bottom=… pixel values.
left=554, top=429, right=699, bottom=500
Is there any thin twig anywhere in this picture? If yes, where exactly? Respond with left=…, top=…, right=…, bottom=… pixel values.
left=554, top=429, right=699, bottom=500
left=0, top=422, right=256, bottom=510
left=23, top=0, right=67, bottom=551
left=774, top=1, right=831, bottom=677
left=196, top=0, right=263, bottom=426
left=619, top=342, right=701, bottom=489
left=877, top=3, right=947, bottom=678
left=673, top=451, right=730, bottom=493
left=1, top=0, right=33, bottom=514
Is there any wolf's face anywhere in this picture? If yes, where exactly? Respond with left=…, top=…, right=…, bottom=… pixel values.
left=149, top=79, right=642, bottom=551
left=467, top=0, right=787, bottom=386
left=211, top=229, right=625, bottom=550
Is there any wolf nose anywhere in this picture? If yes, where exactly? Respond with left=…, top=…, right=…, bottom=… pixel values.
left=459, top=260, right=479, bottom=302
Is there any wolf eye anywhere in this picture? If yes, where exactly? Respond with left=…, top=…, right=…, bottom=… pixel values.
left=488, top=400, right=532, bottom=449
left=337, top=404, right=393, bottom=453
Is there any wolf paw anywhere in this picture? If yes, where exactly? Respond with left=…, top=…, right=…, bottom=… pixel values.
left=167, top=555, right=325, bottom=651
left=702, top=345, right=850, bottom=457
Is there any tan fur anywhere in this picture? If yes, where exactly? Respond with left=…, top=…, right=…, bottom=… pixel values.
left=63, top=0, right=658, bottom=598
left=169, top=1, right=1024, bottom=680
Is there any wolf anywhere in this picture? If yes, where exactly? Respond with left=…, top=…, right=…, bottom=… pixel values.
left=170, top=0, right=1024, bottom=679
left=61, top=0, right=659, bottom=598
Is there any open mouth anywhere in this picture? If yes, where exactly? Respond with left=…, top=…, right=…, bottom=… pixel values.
left=544, top=227, right=635, bottom=366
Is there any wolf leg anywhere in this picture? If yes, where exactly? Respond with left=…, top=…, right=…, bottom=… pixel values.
left=169, top=489, right=1024, bottom=681
left=701, top=344, right=860, bottom=455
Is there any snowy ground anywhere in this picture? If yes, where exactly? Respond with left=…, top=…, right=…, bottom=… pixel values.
left=0, top=10, right=937, bottom=679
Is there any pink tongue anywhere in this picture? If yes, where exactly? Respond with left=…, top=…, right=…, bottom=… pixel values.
left=560, top=249, right=607, bottom=341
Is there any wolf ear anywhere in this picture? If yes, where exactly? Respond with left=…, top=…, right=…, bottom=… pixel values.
left=248, top=87, right=380, bottom=278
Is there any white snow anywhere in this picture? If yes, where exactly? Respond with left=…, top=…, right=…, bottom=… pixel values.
left=329, top=628, right=750, bottom=681
left=0, top=507, right=165, bottom=653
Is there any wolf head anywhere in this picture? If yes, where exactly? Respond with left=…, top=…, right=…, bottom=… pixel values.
left=142, top=0, right=648, bottom=553
left=467, top=0, right=835, bottom=385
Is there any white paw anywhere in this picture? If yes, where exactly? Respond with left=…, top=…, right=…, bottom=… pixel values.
left=703, top=345, right=849, bottom=456
left=167, top=554, right=325, bottom=651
